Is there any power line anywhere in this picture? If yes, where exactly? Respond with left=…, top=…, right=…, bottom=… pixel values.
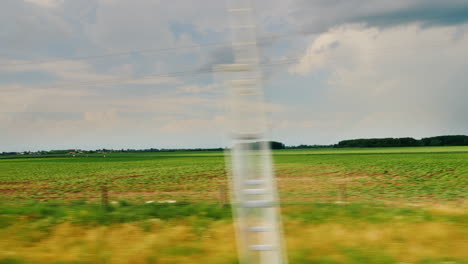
left=1, top=22, right=455, bottom=68
left=0, top=42, right=228, bottom=67
left=42, top=58, right=300, bottom=89
left=0, top=31, right=312, bottom=68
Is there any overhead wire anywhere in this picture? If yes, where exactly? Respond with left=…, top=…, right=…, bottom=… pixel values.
left=0, top=30, right=313, bottom=68
left=0, top=28, right=453, bottom=69
left=0, top=42, right=227, bottom=67
left=0, top=27, right=309, bottom=89
left=42, top=57, right=301, bottom=89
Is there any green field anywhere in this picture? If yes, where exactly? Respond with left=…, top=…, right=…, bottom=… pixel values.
left=1, top=146, right=467, bottom=203
left=0, top=147, right=467, bottom=264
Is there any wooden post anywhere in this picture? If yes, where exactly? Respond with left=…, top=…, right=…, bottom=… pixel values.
left=338, top=183, right=347, bottom=203
left=101, top=184, right=109, bottom=210
left=219, top=184, right=227, bottom=208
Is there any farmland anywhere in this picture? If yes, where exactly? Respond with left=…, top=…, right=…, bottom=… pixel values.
left=1, top=146, right=467, bottom=203
left=0, top=147, right=467, bottom=263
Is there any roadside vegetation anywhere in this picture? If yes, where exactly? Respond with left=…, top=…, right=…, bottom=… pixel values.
left=0, top=147, right=467, bottom=263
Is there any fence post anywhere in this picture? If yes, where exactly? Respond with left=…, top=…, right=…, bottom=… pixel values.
left=219, top=184, right=227, bottom=208
left=338, top=183, right=347, bottom=203
left=101, top=184, right=109, bottom=210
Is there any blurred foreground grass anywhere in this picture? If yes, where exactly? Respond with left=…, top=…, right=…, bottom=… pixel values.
left=0, top=201, right=466, bottom=264
left=1, top=147, right=467, bottom=263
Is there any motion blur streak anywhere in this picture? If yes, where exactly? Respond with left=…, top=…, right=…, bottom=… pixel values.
left=218, top=0, right=287, bottom=263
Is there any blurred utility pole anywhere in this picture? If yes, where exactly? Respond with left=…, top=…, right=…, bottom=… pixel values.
left=215, top=0, right=288, bottom=263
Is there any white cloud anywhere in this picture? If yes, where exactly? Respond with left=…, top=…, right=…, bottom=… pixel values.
left=176, top=84, right=219, bottom=94
left=125, top=77, right=181, bottom=86
left=0, top=0, right=72, bottom=55
left=24, top=0, right=64, bottom=8
left=1, top=58, right=183, bottom=87
left=83, top=1, right=177, bottom=52
left=291, top=23, right=468, bottom=101
left=290, top=24, right=378, bottom=75
left=2, top=0, right=468, bottom=150
left=84, top=111, right=118, bottom=122
left=288, top=23, right=468, bottom=139
left=0, top=84, right=94, bottom=112
left=159, top=116, right=225, bottom=133
left=1, top=59, right=113, bottom=81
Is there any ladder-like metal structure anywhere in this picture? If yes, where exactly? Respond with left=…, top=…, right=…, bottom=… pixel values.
left=217, top=1, right=287, bottom=263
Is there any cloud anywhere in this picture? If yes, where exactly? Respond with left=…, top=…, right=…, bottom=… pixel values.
left=4, top=112, right=83, bottom=121
left=0, top=111, right=228, bottom=152
left=291, top=0, right=468, bottom=34
left=24, top=0, right=64, bottom=9
left=81, top=0, right=229, bottom=53
left=1, top=60, right=112, bottom=82
left=176, top=84, right=220, bottom=94
left=0, top=84, right=94, bottom=112
left=352, top=1, right=468, bottom=28
left=2, top=0, right=468, bottom=150
left=159, top=116, right=225, bottom=133
left=84, top=111, right=118, bottom=122
left=1, top=58, right=183, bottom=89
left=83, top=1, right=175, bottom=52
left=288, top=23, right=468, bottom=140
left=0, top=0, right=72, bottom=55
left=122, top=77, right=182, bottom=86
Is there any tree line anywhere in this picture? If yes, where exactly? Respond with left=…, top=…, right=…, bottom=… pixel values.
left=3, top=135, right=468, bottom=156
left=336, top=135, right=468, bottom=148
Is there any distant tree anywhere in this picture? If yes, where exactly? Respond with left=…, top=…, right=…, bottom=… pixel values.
left=421, top=135, right=468, bottom=146
left=338, top=135, right=468, bottom=148
left=337, top=137, right=418, bottom=148
left=270, top=141, right=286, bottom=150
left=430, top=139, right=443, bottom=146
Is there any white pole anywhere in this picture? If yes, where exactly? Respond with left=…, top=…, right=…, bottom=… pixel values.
left=217, top=0, right=288, bottom=263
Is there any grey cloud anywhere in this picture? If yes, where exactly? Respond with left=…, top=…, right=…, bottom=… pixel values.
left=198, top=46, right=234, bottom=71
left=353, top=1, right=468, bottom=28
left=0, top=0, right=73, bottom=57
left=5, top=112, right=83, bottom=121
left=292, top=0, right=468, bottom=34
left=3, top=0, right=468, bottom=150
left=284, top=23, right=468, bottom=144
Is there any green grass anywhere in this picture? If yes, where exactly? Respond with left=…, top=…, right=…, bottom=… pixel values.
left=1, top=200, right=465, bottom=263
left=1, top=147, right=467, bottom=203
left=0, top=147, right=467, bottom=263
left=275, top=147, right=468, bottom=202
left=0, top=200, right=465, bottom=229
left=0, top=200, right=232, bottom=227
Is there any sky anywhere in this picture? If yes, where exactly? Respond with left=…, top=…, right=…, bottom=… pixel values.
left=1, top=0, right=468, bottom=151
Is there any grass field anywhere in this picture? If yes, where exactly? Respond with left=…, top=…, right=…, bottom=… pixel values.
left=1, top=146, right=467, bottom=203
left=0, top=147, right=467, bottom=263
